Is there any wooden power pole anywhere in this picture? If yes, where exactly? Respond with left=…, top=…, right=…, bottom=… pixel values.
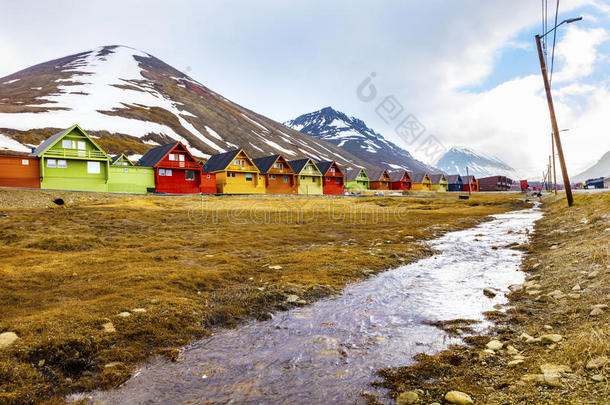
left=551, top=134, right=557, bottom=194
left=536, top=34, right=573, bottom=206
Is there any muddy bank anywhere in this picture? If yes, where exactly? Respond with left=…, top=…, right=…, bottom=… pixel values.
left=370, top=192, right=609, bottom=404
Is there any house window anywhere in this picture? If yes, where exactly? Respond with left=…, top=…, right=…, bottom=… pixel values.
left=62, top=140, right=71, bottom=149
left=166, top=169, right=173, bottom=176
left=301, top=175, right=305, bottom=180
left=307, top=166, right=312, bottom=172
left=233, top=159, right=239, bottom=165
left=185, top=170, right=195, bottom=181
left=169, top=154, right=176, bottom=161
left=159, top=169, right=165, bottom=176
left=326, top=177, right=331, bottom=181
left=312, top=177, right=316, bottom=183
left=87, top=161, right=100, bottom=174
left=21, top=159, right=29, bottom=165
left=47, top=159, right=57, bottom=168
left=273, top=162, right=283, bottom=169
left=206, top=174, right=211, bottom=179
left=124, top=168, right=129, bottom=173
left=270, top=174, right=276, bottom=180
left=77, top=141, right=86, bottom=150
left=246, top=173, right=253, bottom=181
left=179, top=154, right=185, bottom=162
left=283, top=175, right=289, bottom=183
left=58, top=160, right=67, bottom=168
left=329, top=168, right=335, bottom=173
left=227, top=172, right=235, bottom=178
left=335, top=178, right=341, bottom=184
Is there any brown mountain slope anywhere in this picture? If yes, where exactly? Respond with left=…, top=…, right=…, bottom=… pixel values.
left=0, top=45, right=373, bottom=170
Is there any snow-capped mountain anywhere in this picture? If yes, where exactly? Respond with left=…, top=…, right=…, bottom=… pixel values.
left=0, top=45, right=373, bottom=171
left=435, top=146, right=519, bottom=178
left=573, top=150, right=610, bottom=182
left=284, top=107, right=438, bottom=173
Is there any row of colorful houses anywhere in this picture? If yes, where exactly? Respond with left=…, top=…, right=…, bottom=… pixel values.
left=0, top=124, right=487, bottom=195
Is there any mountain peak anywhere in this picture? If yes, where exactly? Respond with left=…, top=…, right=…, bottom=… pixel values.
left=285, top=108, right=439, bottom=173
left=436, top=146, right=519, bottom=178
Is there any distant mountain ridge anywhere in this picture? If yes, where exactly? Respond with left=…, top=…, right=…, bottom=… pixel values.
left=573, top=150, right=610, bottom=182
left=0, top=45, right=375, bottom=171
left=285, top=107, right=438, bottom=173
left=435, top=146, right=519, bottom=178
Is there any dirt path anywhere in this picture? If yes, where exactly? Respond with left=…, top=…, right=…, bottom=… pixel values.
left=370, top=192, right=609, bottom=405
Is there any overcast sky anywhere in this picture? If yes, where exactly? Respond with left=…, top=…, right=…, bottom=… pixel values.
left=1, top=0, right=609, bottom=176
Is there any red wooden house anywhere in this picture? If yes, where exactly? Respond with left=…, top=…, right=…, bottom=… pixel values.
left=462, top=175, right=479, bottom=192
left=0, top=155, right=40, bottom=188
left=316, top=161, right=345, bottom=195
left=389, top=170, right=412, bottom=190
left=136, top=142, right=205, bottom=194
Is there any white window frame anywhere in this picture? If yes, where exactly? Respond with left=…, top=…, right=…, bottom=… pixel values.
left=77, top=141, right=86, bottom=150
left=87, top=161, right=100, bottom=174
left=270, top=174, right=276, bottom=180
left=62, top=140, right=71, bottom=149
left=283, top=175, right=289, bottom=183
left=245, top=173, right=253, bottom=181
left=169, top=154, right=176, bottom=161
left=165, top=169, right=172, bottom=176
left=178, top=154, right=185, bottom=162
left=57, top=160, right=67, bottom=168
left=21, top=159, right=29, bottom=165
left=185, top=170, right=195, bottom=181
left=159, top=169, right=166, bottom=176
left=47, top=159, right=57, bottom=168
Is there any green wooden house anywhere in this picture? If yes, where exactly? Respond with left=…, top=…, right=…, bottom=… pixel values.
left=30, top=125, right=111, bottom=192
left=345, top=167, right=369, bottom=191
left=108, top=154, right=155, bottom=194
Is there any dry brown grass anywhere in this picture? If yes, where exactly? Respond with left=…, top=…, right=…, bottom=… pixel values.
left=371, top=192, right=610, bottom=405
left=0, top=189, right=527, bottom=403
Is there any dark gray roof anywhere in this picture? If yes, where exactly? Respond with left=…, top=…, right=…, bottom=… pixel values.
left=368, top=168, right=389, bottom=181
left=252, top=155, right=281, bottom=174
left=463, top=175, right=477, bottom=182
left=316, top=161, right=333, bottom=175
left=345, top=167, right=366, bottom=181
left=201, top=149, right=242, bottom=172
left=110, top=155, right=121, bottom=165
left=30, top=126, right=75, bottom=156
left=411, top=173, right=429, bottom=183
left=136, top=142, right=179, bottom=167
left=429, top=174, right=446, bottom=184
left=446, top=174, right=462, bottom=184
left=389, top=170, right=410, bottom=182
left=288, top=158, right=313, bottom=174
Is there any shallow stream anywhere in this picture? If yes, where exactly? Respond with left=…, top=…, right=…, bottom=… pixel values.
left=85, top=205, right=542, bottom=404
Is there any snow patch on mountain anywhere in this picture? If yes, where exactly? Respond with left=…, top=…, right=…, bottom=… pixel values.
left=435, top=146, right=519, bottom=178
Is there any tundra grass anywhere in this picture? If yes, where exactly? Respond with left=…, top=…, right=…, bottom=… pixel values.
left=0, top=189, right=527, bottom=403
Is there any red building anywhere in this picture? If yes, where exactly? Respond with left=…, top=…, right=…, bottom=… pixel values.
left=462, top=175, right=479, bottom=192
left=0, top=155, right=40, bottom=188
left=136, top=142, right=203, bottom=194
left=389, top=170, right=412, bottom=190
left=200, top=171, right=217, bottom=193
left=369, top=168, right=392, bottom=190
left=316, top=161, right=344, bottom=195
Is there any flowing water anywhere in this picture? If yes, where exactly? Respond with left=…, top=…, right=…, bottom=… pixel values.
left=84, top=205, right=541, bottom=404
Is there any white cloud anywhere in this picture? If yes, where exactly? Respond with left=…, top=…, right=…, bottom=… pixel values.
left=552, top=26, right=609, bottom=82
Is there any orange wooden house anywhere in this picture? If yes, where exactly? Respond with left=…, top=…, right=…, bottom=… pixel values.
left=368, top=168, right=392, bottom=190
left=389, top=170, right=411, bottom=190
left=462, top=175, right=479, bottom=192
left=0, top=155, right=40, bottom=188
left=252, top=154, right=298, bottom=194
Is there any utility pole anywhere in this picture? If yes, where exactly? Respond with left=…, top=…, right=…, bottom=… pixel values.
left=466, top=166, right=471, bottom=196
left=548, top=155, right=552, bottom=192
left=536, top=34, right=574, bottom=206
left=551, top=134, right=557, bottom=194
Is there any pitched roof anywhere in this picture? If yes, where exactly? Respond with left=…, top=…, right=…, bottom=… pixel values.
left=201, top=149, right=242, bottom=172
left=110, top=154, right=134, bottom=166
left=345, top=167, right=367, bottom=181
left=463, top=175, right=477, bottom=182
left=368, top=168, right=390, bottom=181
left=446, top=174, right=462, bottom=184
left=389, top=170, right=410, bottom=182
left=411, top=173, right=430, bottom=183
left=288, top=158, right=315, bottom=174
left=252, top=155, right=281, bottom=174
left=135, top=142, right=179, bottom=167
left=429, top=174, right=446, bottom=184
left=30, top=124, right=106, bottom=158
left=316, top=161, right=333, bottom=175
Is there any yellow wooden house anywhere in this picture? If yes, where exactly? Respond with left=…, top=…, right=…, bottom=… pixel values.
left=429, top=174, right=448, bottom=192
left=202, top=149, right=265, bottom=194
left=411, top=173, right=432, bottom=191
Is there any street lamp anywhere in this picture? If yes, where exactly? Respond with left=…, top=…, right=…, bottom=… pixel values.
left=535, top=17, right=582, bottom=206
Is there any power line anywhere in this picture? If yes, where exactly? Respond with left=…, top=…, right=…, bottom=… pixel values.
left=550, top=0, right=560, bottom=85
